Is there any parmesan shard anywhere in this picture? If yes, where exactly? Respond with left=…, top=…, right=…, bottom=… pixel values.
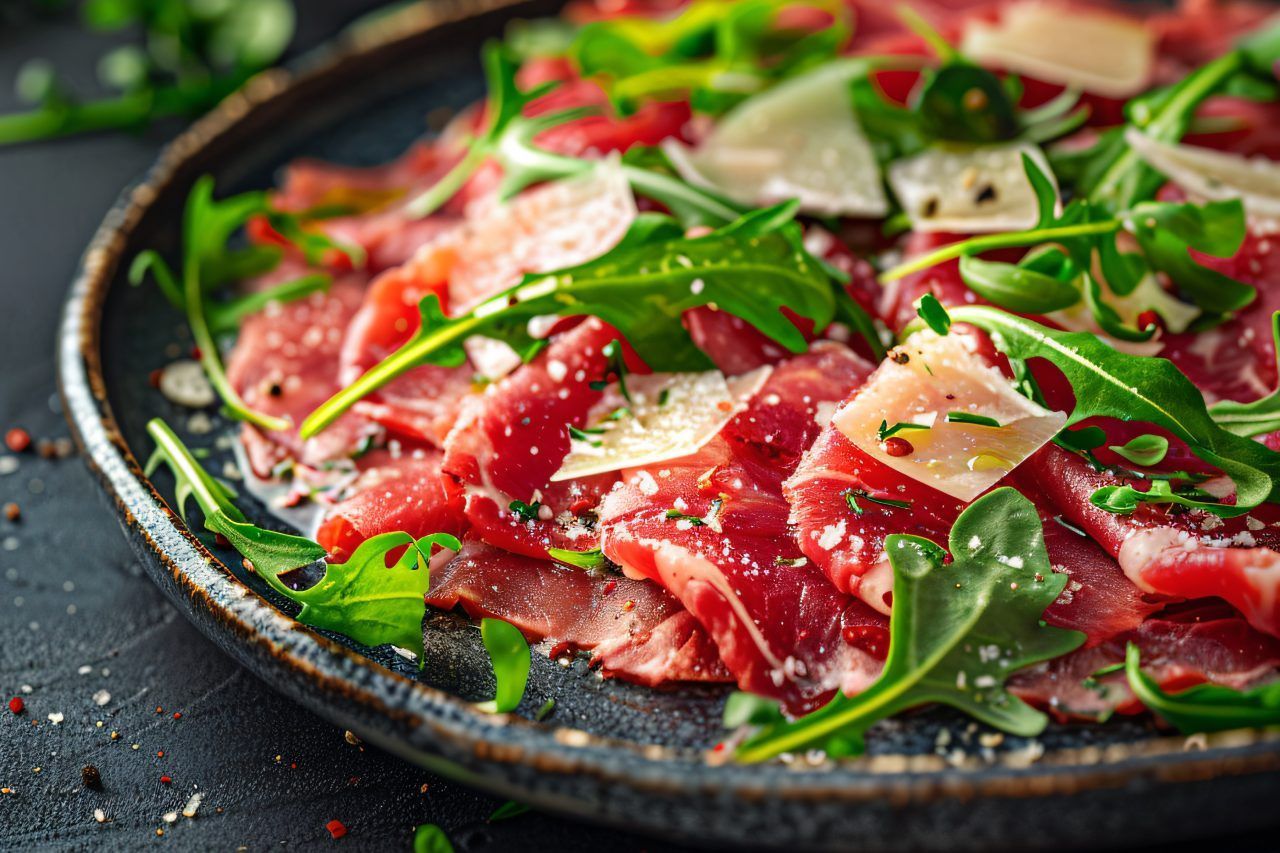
left=832, top=331, right=1065, bottom=501
left=1125, top=128, right=1280, bottom=219
left=552, top=368, right=771, bottom=481
left=962, top=2, right=1155, bottom=98
left=663, top=61, right=888, bottom=217
left=888, top=142, right=1059, bottom=234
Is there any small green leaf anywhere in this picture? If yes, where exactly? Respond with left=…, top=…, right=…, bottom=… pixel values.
left=914, top=63, right=1019, bottom=144
left=945, top=412, right=1001, bottom=428
left=478, top=618, right=531, bottom=714
left=546, top=547, right=609, bottom=572
left=508, top=500, right=542, bottom=522
left=1211, top=312, right=1280, bottom=437
left=957, top=255, right=1080, bottom=315
left=413, top=824, right=455, bottom=853
left=488, top=801, right=532, bottom=822
left=917, top=293, right=951, bottom=335
left=723, top=692, right=784, bottom=728
left=1125, top=643, right=1280, bottom=734
left=1108, top=434, right=1170, bottom=467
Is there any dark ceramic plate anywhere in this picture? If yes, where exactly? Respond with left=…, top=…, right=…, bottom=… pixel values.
left=58, top=1, right=1280, bottom=848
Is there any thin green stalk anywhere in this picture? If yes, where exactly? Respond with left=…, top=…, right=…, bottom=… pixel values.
left=878, top=220, right=1119, bottom=283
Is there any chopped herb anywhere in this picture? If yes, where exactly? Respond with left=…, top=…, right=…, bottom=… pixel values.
left=508, top=500, right=543, bottom=522
left=546, top=547, right=609, bottom=572
left=657, top=388, right=671, bottom=407
left=568, top=425, right=604, bottom=446
left=877, top=420, right=930, bottom=441
left=535, top=698, right=556, bottom=721
left=844, top=489, right=913, bottom=516
left=945, top=412, right=1001, bottom=428
left=488, top=801, right=532, bottom=822
left=665, top=508, right=705, bottom=525
left=723, top=692, right=785, bottom=729
left=917, top=293, right=951, bottom=335
left=477, top=618, right=531, bottom=714
left=1052, top=515, right=1089, bottom=538
left=1091, top=662, right=1125, bottom=678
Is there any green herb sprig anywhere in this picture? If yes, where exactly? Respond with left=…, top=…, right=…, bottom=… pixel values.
left=0, top=0, right=296, bottom=146
left=476, top=617, right=531, bottom=714
left=736, top=488, right=1083, bottom=762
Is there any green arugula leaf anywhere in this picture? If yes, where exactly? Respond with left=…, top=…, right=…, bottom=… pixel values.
left=1210, top=312, right=1280, bottom=437
left=145, top=417, right=326, bottom=574
left=1109, top=434, right=1170, bottom=467
left=300, top=201, right=836, bottom=437
left=957, top=254, right=1080, bottom=314
left=413, top=824, right=455, bottom=853
left=477, top=618, right=531, bottom=714
left=945, top=306, right=1280, bottom=517
left=256, top=529, right=459, bottom=665
left=917, top=292, right=951, bottom=335
left=736, top=488, right=1084, bottom=762
left=722, top=692, right=784, bottom=728
left=488, top=801, right=533, bottom=822
left=1125, top=644, right=1280, bottom=734
left=546, top=547, right=610, bottom=573
left=1090, top=478, right=1226, bottom=515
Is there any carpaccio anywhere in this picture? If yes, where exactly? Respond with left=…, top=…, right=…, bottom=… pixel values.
left=221, top=0, right=1280, bottom=721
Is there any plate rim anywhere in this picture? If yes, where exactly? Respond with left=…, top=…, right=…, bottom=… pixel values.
left=54, top=0, right=1280, bottom=833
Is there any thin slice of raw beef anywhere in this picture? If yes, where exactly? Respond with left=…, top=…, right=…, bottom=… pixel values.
left=427, top=538, right=730, bottom=685
left=599, top=346, right=890, bottom=715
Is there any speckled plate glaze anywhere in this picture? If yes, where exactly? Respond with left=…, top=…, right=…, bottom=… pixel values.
left=57, top=1, right=1280, bottom=848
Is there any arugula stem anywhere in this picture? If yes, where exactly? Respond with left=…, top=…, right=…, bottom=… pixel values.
left=146, top=418, right=233, bottom=518
left=405, top=143, right=490, bottom=219
left=879, top=220, right=1120, bottom=283
left=183, top=250, right=290, bottom=432
left=301, top=312, right=482, bottom=439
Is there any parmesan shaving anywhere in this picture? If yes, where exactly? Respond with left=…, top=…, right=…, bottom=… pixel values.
left=1125, top=127, right=1280, bottom=219
left=663, top=61, right=887, bottom=217
left=833, top=331, right=1065, bottom=501
left=552, top=368, right=771, bottom=481
left=962, top=2, right=1155, bottom=98
left=888, top=142, right=1059, bottom=234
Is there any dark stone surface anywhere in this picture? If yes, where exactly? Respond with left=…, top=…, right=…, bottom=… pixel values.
left=2, top=2, right=1278, bottom=850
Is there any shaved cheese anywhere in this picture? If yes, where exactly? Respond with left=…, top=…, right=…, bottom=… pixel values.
left=552, top=368, right=770, bottom=481
left=833, top=332, right=1065, bottom=501
left=962, top=2, right=1154, bottom=98
left=663, top=61, right=887, bottom=217
left=1125, top=128, right=1280, bottom=218
left=888, top=142, right=1058, bottom=234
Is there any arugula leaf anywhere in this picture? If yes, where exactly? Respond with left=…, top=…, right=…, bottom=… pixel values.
left=945, top=306, right=1280, bottom=517
left=145, top=417, right=326, bottom=574
left=1125, top=644, right=1280, bottom=734
left=1210, top=312, right=1280, bottom=437
left=488, top=801, right=532, bottom=822
left=917, top=292, right=951, bottom=335
left=723, top=692, right=784, bottom=728
left=882, top=155, right=1249, bottom=319
left=957, top=254, right=1080, bottom=315
left=736, top=488, right=1084, bottom=762
left=300, top=201, right=836, bottom=437
left=477, top=618, right=531, bottom=714
left=546, top=547, right=610, bottom=573
left=132, top=177, right=357, bottom=430
left=508, top=499, right=543, bottom=522
left=1090, top=478, right=1227, bottom=515
left=413, top=824, right=455, bottom=853
left=256, top=529, right=459, bottom=665
left=1109, top=434, right=1170, bottom=467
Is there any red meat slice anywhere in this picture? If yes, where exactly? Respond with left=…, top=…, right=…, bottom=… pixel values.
left=427, top=538, right=730, bottom=685
left=314, top=450, right=467, bottom=561
left=599, top=346, right=889, bottom=715
left=1025, top=444, right=1280, bottom=640
left=227, top=273, right=376, bottom=478
left=338, top=251, right=477, bottom=446
left=1011, top=605, right=1280, bottom=720
left=441, top=318, right=626, bottom=559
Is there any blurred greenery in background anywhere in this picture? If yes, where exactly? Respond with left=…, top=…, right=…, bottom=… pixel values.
left=0, top=0, right=297, bottom=145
